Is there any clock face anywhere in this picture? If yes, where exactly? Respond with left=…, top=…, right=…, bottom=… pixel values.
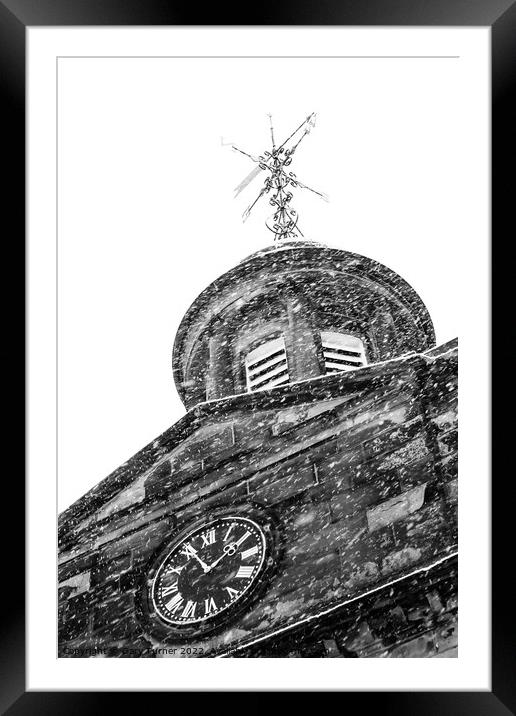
left=150, top=516, right=267, bottom=627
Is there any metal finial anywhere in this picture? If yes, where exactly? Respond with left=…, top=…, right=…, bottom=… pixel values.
left=230, top=113, right=329, bottom=243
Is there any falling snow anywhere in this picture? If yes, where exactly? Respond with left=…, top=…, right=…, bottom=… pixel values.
left=58, top=240, right=457, bottom=659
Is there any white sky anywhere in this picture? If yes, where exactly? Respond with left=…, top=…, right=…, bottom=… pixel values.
left=56, top=45, right=484, bottom=511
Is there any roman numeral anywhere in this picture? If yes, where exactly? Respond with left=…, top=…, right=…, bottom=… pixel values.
left=165, top=592, right=184, bottom=613
left=181, top=600, right=197, bottom=618
left=182, top=542, right=197, bottom=560
left=201, top=529, right=216, bottom=547
left=168, top=564, right=185, bottom=575
left=204, top=597, right=217, bottom=614
left=241, top=545, right=259, bottom=560
left=235, top=530, right=251, bottom=547
left=225, top=587, right=239, bottom=600
left=161, top=583, right=178, bottom=597
left=236, top=565, right=254, bottom=579
left=223, top=523, right=235, bottom=542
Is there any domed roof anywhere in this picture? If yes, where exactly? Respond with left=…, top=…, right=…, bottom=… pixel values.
left=172, top=241, right=435, bottom=409
left=238, top=239, right=326, bottom=263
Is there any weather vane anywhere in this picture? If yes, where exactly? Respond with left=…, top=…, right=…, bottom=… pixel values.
left=230, top=113, right=329, bottom=243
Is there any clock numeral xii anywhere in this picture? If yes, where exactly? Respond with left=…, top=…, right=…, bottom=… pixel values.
left=201, top=529, right=216, bottom=547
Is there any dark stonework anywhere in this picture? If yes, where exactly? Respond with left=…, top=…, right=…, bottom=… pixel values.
left=58, top=241, right=457, bottom=658
left=172, top=242, right=436, bottom=409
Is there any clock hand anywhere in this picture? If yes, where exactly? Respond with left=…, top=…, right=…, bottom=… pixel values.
left=205, top=555, right=224, bottom=572
left=205, top=542, right=237, bottom=573
left=190, top=551, right=210, bottom=573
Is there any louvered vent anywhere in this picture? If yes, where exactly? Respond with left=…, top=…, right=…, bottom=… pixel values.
left=245, top=336, right=290, bottom=392
left=321, top=331, right=367, bottom=374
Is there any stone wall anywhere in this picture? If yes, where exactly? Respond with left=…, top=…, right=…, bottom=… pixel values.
left=239, top=556, right=457, bottom=658
left=58, top=339, right=457, bottom=658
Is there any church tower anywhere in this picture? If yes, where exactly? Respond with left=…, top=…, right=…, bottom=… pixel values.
left=58, top=116, right=457, bottom=659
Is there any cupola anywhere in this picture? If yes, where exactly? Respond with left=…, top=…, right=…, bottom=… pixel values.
left=172, top=240, right=435, bottom=409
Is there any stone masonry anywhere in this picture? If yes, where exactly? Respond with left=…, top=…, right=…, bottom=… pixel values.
left=58, top=337, right=457, bottom=658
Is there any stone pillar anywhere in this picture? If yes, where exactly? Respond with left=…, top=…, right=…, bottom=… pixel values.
left=283, top=287, right=324, bottom=382
left=371, top=310, right=398, bottom=361
left=206, top=319, right=234, bottom=401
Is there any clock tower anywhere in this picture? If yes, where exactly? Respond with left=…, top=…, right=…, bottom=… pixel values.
left=58, top=117, right=457, bottom=659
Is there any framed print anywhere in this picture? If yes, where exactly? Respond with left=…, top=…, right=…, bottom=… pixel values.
left=3, top=0, right=513, bottom=709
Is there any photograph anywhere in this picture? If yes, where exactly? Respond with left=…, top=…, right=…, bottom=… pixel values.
left=55, top=48, right=463, bottom=659
left=10, top=8, right=504, bottom=703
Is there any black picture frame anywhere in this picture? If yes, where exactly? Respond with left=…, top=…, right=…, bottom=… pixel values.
left=5, top=0, right=511, bottom=710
